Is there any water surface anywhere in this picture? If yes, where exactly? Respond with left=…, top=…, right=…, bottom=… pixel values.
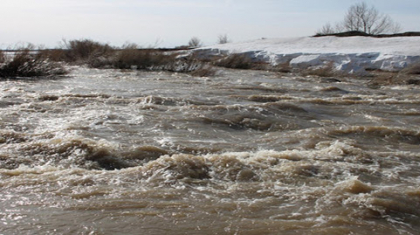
left=1, top=67, right=419, bottom=234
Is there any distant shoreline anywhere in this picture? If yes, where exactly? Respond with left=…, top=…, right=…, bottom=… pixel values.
left=314, top=31, right=420, bottom=38
left=0, top=48, right=188, bottom=53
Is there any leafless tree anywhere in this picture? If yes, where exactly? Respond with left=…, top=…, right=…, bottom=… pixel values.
left=317, top=2, right=402, bottom=35
left=343, top=2, right=401, bottom=34
left=188, top=37, right=202, bottom=48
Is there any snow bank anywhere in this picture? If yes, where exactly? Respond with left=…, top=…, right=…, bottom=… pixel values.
left=197, top=36, right=420, bottom=74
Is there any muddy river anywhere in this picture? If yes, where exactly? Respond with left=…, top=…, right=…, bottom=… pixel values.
left=1, top=67, right=419, bottom=234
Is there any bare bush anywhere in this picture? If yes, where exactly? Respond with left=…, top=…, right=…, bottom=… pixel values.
left=116, top=49, right=165, bottom=70
left=316, top=22, right=344, bottom=35
left=188, top=37, right=203, bottom=48
left=37, top=49, right=67, bottom=62
left=113, top=43, right=178, bottom=70
left=218, top=34, right=230, bottom=44
left=317, top=23, right=336, bottom=35
left=62, top=39, right=114, bottom=63
left=0, top=47, right=67, bottom=78
left=169, top=53, right=206, bottom=73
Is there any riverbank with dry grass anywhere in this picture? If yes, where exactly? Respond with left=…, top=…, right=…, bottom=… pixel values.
left=1, top=37, right=419, bottom=88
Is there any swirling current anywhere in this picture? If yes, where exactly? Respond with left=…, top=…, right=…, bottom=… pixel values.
left=0, top=67, right=419, bottom=234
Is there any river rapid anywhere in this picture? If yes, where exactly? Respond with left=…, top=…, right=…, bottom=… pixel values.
left=0, top=67, right=419, bottom=234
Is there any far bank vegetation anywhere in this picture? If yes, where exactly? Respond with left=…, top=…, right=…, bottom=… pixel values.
left=2, top=38, right=419, bottom=86
left=0, top=38, right=274, bottom=79
left=0, top=40, right=215, bottom=79
left=1, top=25, right=419, bottom=85
left=0, top=44, right=67, bottom=78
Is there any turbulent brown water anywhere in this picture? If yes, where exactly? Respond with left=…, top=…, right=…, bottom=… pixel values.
left=1, top=67, right=419, bottom=234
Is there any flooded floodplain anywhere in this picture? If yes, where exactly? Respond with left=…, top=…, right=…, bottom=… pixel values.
left=1, top=67, right=419, bottom=234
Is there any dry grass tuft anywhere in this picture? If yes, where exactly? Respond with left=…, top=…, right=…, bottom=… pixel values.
left=272, top=62, right=293, bottom=73
left=213, top=54, right=292, bottom=72
left=301, top=62, right=336, bottom=77
left=190, top=65, right=217, bottom=77
left=401, top=62, right=420, bottom=75
left=406, top=78, right=420, bottom=85
left=0, top=50, right=5, bottom=64
left=215, top=54, right=254, bottom=70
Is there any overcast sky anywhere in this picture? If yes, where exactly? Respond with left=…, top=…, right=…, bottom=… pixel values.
left=1, top=0, right=419, bottom=48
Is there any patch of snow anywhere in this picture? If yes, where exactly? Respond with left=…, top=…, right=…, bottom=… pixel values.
left=197, top=36, right=420, bottom=74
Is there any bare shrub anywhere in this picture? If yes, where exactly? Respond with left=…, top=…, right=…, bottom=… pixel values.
left=114, top=47, right=177, bottom=70
left=0, top=47, right=67, bottom=78
left=188, top=37, right=203, bottom=48
left=37, top=49, right=67, bottom=62
left=169, top=53, right=206, bottom=73
left=115, top=49, right=150, bottom=69
left=215, top=54, right=254, bottom=70
left=34, top=39, right=116, bottom=67
left=62, top=39, right=114, bottom=63
left=316, top=22, right=344, bottom=35
left=218, top=34, right=230, bottom=44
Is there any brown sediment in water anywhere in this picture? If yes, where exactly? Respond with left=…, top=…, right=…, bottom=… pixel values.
left=0, top=67, right=419, bottom=234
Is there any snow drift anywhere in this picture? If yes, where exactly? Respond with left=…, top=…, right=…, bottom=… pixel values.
left=197, top=36, right=420, bottom=74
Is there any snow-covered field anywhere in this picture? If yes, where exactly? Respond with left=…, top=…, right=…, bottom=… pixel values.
left=198, top=36, right=420, bottom=74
